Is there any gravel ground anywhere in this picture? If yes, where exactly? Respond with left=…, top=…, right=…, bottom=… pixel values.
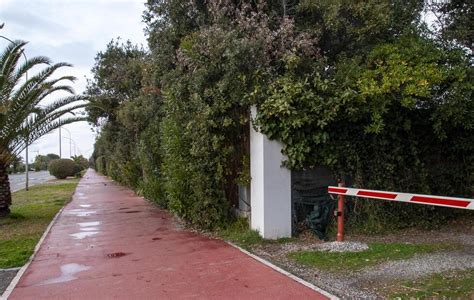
left=0, top=268, right=19, bottom=296
left=249, top=219, right=474, bottom=299
left=315, top=241, right=369, bottom=252
left=252, top=244, right=379, bottom=298
left=360, top=250, right=474, bottom=282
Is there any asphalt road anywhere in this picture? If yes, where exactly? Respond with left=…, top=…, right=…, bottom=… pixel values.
left=9, top=171, right=54, bottom=192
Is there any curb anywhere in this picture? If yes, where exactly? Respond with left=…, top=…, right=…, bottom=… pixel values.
left=227, top=242, right=339, bottom=300
left=1, top=204, right=68, bottom=299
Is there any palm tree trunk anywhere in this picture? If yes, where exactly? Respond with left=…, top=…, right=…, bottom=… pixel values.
left=0, top=162, right=12, bottom=217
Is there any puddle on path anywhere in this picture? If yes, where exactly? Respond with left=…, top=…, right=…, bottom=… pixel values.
left=78, top=221, right=101, bottom=227
left=66, top=209, right=96, bottom=217
left=80, top=227, right=99, bottom=231
left=70, top=232, right=99, bottom=239
left=79, top=204, right=92, bottom=208
left=38, top=263, right=90, bottom=285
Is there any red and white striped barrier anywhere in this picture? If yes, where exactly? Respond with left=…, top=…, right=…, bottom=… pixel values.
left=328, top=186, right=474, bottom=210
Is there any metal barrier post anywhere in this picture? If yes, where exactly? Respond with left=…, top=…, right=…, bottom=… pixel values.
left=328, top=183, right=474, bottom=240
left=337, top=181, right=345, bottom=242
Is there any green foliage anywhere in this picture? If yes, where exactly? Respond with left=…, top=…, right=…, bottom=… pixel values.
left=7, top=155, right=25, bottom=174
left=70, top=155, right=89, bottom=178
left=48, top=159, right=77, bottom=179
left=295, top=0, right=423, bottom=59
left=288, top=242, right=455, bottom=272
left=71, top=155, right=89, bottom=171
left=429, top=0, right=474, bottom=54
left=86, top=39, right=147, bottom=125
left=89, top=0, right=473, bottom=232
left=47, top=153, right=60, bottom=160
left=95, top=156, right=107, bottom=175
left=218, top=217, right=263, bottom=249
left=86, top=39, right=159, bottom=191
left=33, top=155, right=49, bottom=171
left=256, top=31, right=474, bottom=231
left=33, top=153, right=60, bottom=171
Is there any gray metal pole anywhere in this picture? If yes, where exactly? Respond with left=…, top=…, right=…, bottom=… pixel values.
left=59, top=126, right=62, bottom=158
left=62, top=127, right=72, bottom=158
left=25, top=144, right=29, bottom=191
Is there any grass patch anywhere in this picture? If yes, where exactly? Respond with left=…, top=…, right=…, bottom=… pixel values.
left=288, top=242, right=455, bottom=272
left=390, top=269, right=474, bottom=299
left=219, top=218, right=263, bottom=249
left=0, top=179, right=79, bottom=268
left=218, top=217, right=294, bottom=249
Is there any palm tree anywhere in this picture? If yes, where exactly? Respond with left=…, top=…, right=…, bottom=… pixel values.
left=0, top=40, right=87, bottom=217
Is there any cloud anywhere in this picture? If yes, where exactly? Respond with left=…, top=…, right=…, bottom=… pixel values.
left=0, top=10, right=67, bottom=35
left=1, top=0, right=147, bottom=160
left=28, top=41, right=97, bottom=67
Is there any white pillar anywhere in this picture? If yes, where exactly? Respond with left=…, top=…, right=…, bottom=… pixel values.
left=250, top=106, right=292, bottom=239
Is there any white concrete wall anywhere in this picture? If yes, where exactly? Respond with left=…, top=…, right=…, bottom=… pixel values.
left=250, top=106, right=292, bottom=239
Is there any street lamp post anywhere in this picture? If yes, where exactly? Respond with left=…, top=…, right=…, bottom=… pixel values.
left=32, top=149, right=39, bottom=171
left=59, top=125, right=62, bottom=158
left=1, top=29, right=30, bottom=191
left=62, top=127, right=72, bottom=158
left=63, top=136, right=77, bottom=157
left=25, top=138, right=29, bottom=190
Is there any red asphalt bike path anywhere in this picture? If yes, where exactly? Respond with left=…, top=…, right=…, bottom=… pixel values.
left=9, top=170, right=328, bottom=299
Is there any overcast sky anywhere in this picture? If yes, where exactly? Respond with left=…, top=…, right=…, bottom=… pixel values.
left=0, top=0, right=147, bottom=162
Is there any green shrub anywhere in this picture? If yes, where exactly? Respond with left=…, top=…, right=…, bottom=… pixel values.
left=48, top=159, right=76, bottom=179
left=95, top=156, right=107, bottom=175
left=71, top=155, right=89, bottom=172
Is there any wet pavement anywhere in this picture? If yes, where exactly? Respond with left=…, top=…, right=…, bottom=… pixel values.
left=8, top=170, right=327, bottom=299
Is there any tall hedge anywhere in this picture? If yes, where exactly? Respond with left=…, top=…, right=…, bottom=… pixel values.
left=88, top=0, right=473, bottom=231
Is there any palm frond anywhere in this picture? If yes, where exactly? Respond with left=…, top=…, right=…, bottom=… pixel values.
left=0, top=41, right=26, bottom=69
left=0, top=41, right=87, bottom=164
left=39, top=95, right=88, bottom=115
left=12, top=55, right=51, bottom=86
left=3, top=72, right=79, bottom=135
left=8, top=116, right=87, bottom=158
left=9, top=63, right=75, bottom=107
left=0, top=41, right=27, bottom=77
